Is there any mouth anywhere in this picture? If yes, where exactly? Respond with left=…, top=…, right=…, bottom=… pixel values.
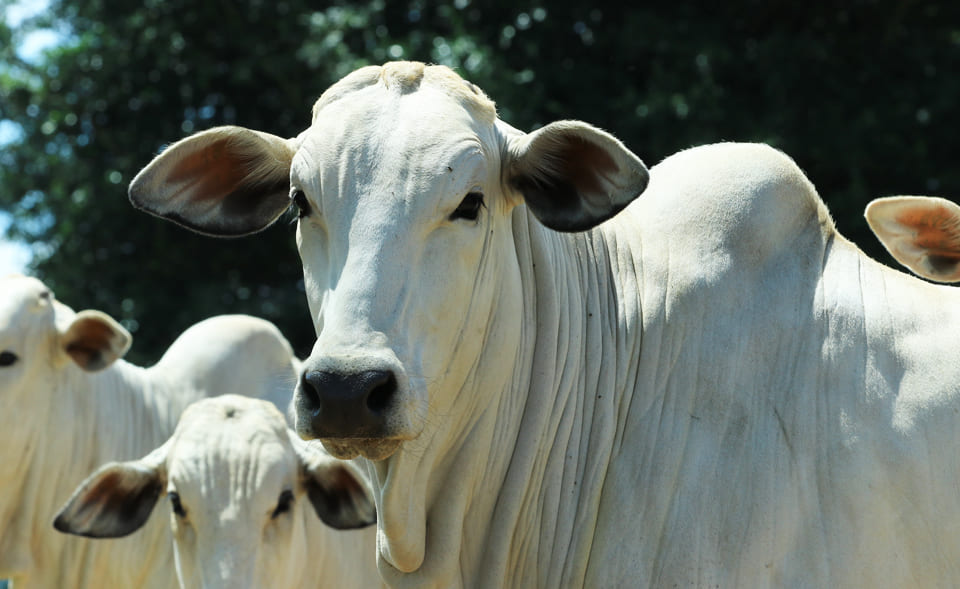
left=319, top=438, right=403, bottom=461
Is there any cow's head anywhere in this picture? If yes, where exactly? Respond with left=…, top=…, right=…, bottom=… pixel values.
left=128, top=62, right=648, bottom=461
left=53, top=395, right=375, bottom=588
left=0, top=275, right=131, bottom=473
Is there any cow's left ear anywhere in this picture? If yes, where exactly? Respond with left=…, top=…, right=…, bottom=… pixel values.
left=865, top=195, right=960, bottom=283
left=129, top=126, right=296, bottom=237
left=504, top=120, right=649, bottom=232
left=59, top=310, right=132, bottom=372
left=53, top=459, right=166, bottom=538
left=296, top=440, right=376, bottom=530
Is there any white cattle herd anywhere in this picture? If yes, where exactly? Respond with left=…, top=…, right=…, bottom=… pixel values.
left=2, top=61, right=960, bottom=588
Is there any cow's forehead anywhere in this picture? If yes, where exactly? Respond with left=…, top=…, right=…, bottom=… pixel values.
left=311, top=61, right=496, bottom=126
left=169, top=397, right=296, bottom=485
left=295, top=83, right=497, bottom=219
left=0, top=275, right=56, bottom=326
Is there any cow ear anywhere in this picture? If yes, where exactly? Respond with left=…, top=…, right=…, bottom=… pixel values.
left=129, top=126, right=296, bottom=237
left=297, top=441, right=376, bottom=530
left=53, top=460, right=165, bottom=538
left=60, top=310, right=132, bottom=372
left=865, top=196, right=960, bottom=283
left=504, top=120, right=649, bottom=232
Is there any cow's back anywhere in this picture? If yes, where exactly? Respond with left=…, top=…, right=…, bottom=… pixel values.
left=586, top=142, right=960, bottom=587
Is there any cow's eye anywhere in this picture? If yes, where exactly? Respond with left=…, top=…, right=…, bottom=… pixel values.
left=291, top=190, right=311, bottom=219
left=169, top=491, right=187, bottom=518
left=450, top=191, right=485, bottom=222
left=0, top=351, right=17, bottom=367
left=271, top=489, right=294, bottom=519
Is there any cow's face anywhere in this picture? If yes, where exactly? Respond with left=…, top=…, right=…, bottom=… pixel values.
left=127, top=62, right=648, bottom=461
left=289, top=70, right=515, bottom=460
left=53, top=396, right=376, bottom=588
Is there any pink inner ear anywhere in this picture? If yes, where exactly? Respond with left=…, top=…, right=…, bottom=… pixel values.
left=897, top=204, right=960, bottom=254
left=167, top=138, right=259, bottom=202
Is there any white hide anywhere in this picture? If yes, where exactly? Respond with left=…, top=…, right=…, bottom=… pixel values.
left=127, top=62, right=960, bottom=588
left=865, top=195, right=960, bottom=282
left=54, top=395, right=381, bottom=589
left=0, top=275, right=299, bottom=588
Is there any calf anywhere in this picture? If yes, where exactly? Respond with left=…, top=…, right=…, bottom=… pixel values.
left=54, top=395, right=380, bottom=589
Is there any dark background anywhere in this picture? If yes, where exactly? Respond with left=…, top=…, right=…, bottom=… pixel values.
left=2, top=0, right=958, bottom=363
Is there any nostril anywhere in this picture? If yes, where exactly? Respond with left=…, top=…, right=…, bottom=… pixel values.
left=299, top=372, right=322, bottom=411
left=366, top=371, right=397, bottom=414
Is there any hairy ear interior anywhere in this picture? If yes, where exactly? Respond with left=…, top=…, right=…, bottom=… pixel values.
left=865, top=195, right=960, bottom=283
left=60, top=310, right=132, bottom=371
left=129, top=126, right=295, bottom=237
left=506, top=120, right=649, bottom=232
left=53, top=462, right=164, bottom=539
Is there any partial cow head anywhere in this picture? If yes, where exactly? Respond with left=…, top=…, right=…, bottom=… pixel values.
left=0, top=275, right=131, bottom=476
left=128, top=61, right=648, bottom=461
left=866, top=195, right=960, bottom=283
left=53, top=395, right=375, bottom=589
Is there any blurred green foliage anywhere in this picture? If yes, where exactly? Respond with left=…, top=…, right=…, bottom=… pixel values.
left=1, top=0, right=958, bottom=363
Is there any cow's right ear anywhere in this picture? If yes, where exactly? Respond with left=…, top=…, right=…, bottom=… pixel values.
left=865, top=195, right=960, bottom=283
left=53, top=456, right=166, bottom=539
left=129, top=126, right=296, bottom=237
left=59, top=310, right=132, bottom=372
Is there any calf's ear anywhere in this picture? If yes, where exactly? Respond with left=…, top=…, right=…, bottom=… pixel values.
left=865, top=195, right=960, bottom=283
left=503, top=120, right=649, bottom=232
left=129, top=126, right=296, bottom=237
left=297, top=441, right=376, bottom=530
left=59, top=310, right=132, bottom=371
left=53, top=458, right=166, bottom=538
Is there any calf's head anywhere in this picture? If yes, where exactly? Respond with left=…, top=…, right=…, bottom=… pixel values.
left=128, top=62, right=648, bottom=460
left=53, top=395, right=375, bottom=588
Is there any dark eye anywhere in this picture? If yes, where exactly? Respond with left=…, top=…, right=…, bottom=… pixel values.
left=291, top=189, right=311, bottom=219
left=0, top=351, right=17, bottom=367
left=450, top=192, right=485, bottom=222
left=169, top=491, right=187, bottom=517
left=271, top=489, right=294, bottom=519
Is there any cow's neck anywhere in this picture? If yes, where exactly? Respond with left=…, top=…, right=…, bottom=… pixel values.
left=371, top=210, right=640, bottom=588
left=0, top=360, right=177, bottom=587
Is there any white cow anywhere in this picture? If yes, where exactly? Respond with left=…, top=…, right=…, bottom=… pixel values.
left=866, top=195, right=960, bottom=282
left=127, top=61, right=960, bottom=587
left=53, top=395, right=380, bottom=589
left=0, top=275, right=299, bottom=588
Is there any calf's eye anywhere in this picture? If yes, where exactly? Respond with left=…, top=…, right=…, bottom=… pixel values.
left=271, top=489, right=294, bottom=519
left=0, top=351, right=17, bottom=367
left=169, top=491, right=187, bottom=517
left=450, top=192, right=485, bottom=222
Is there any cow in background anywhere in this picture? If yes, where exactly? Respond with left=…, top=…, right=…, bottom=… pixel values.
left=0, top=275, right=298, bottom=588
